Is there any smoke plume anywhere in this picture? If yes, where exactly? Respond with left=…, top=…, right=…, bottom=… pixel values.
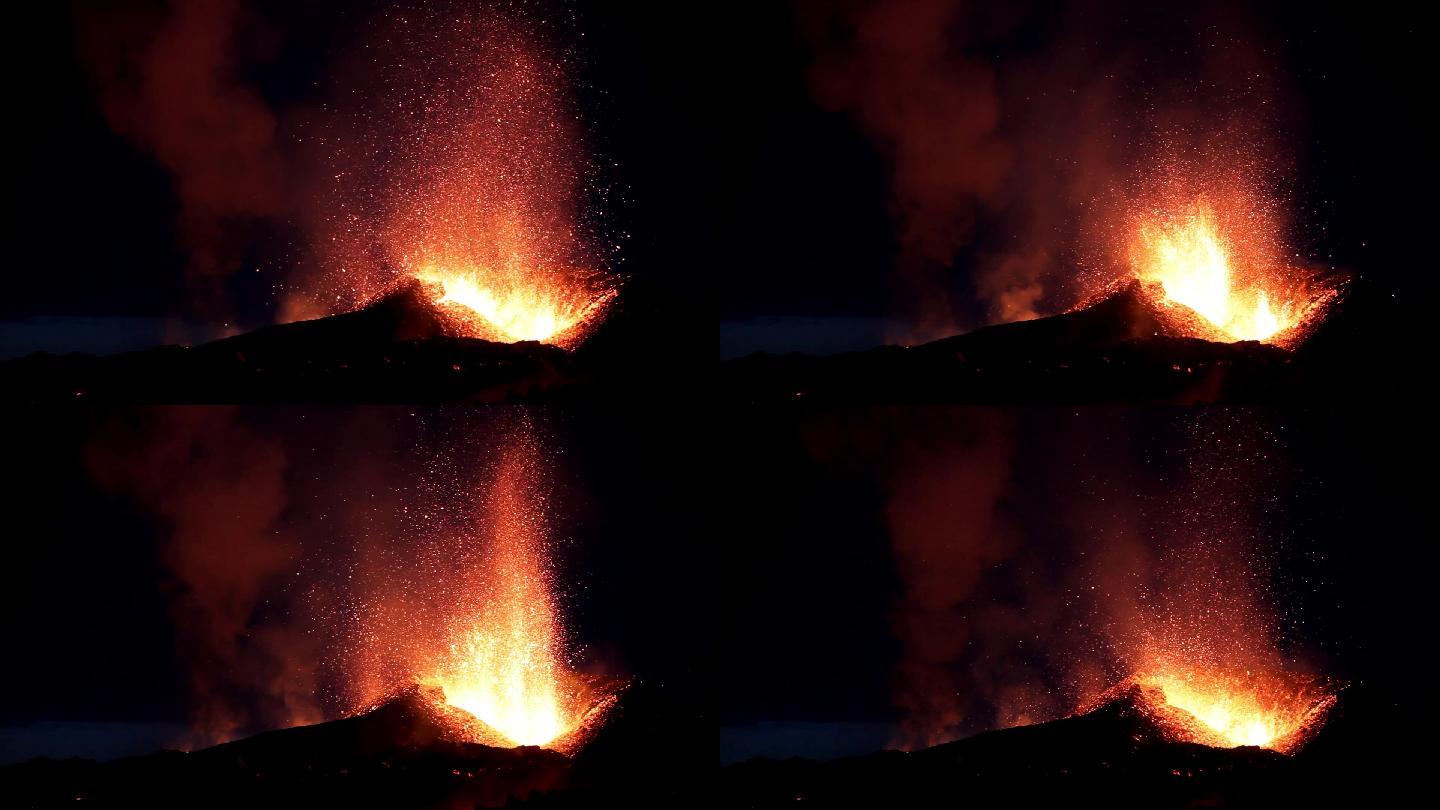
left=882, top=410, right=1017, bottom=749
left=86, top=407, right=315, bottom=746
left=73, top=0, right=287, bottom=314
left=799, top=0, right=1011, bottom=338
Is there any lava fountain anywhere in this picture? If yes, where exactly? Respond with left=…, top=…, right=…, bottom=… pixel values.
left=425, top=452, right=567, bottom=746
left=1130, top=199, right=1284, bottom=342
left=1132, top=201, right=1282, bottom=341
left=415, top=263, right=617, bottom=348
left=300, top=7, right=618, bottom=348
left=417, top=433, right=619, bottom=752
left=1100, top=496, right=1339, bottom=753
left=1120, top=181, right=1339, bottom=346
left=1102, top=541, right=1341, bottom=756
left=1129, top=663, right=1337, bottom=753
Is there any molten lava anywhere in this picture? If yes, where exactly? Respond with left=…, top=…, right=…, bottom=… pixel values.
left=1133, top=666, right=1336, bottom=752
left=1129, top=199, right=1295, bottom=342
left=417, top=438, right=618, bottom=752
left=1114, top=166, right=1343, bottom=346
left=295, top=8, right=619, bottom=349
left=385, top=46, right=620, bottom=350
left=414, top=261, right=616, bottom=347
left=425, top=462, right=568, bottom=747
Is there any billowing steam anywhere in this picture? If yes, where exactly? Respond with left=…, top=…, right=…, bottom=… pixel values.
left=799, top=0, right=1010, bottom=340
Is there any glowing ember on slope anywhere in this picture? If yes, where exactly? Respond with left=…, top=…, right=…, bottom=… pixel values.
left=1132, top=666, right=1337, bottom=752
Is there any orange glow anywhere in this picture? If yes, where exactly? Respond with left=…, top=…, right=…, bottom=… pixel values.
left=1133, top=666, right=1336, bottom=752
left=1082, top=476, right=1339, bottom=754
left=424, top=455, right=568, bottom=746
left=1110, top=153, right=1343, bottom=346
left=389, top=68, right=620, bottom=349
left=417, top=438, right=615, bottom=751
left=1129, top=198, right=1306, bottom=343
left=413, top=257, right=616, bottom=348
left=294, top=9, right=618, bottom=348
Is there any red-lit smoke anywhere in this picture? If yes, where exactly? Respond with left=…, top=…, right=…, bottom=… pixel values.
left=86, top=408, right=318, bottom=746
left=74, top=0, right=287, bottom=316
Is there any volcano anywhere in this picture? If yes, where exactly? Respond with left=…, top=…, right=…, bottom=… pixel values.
left=0, top=686, right=564, bottom=809
left=722, top=274, right=1399, bottom=405
left=720, top=682, right=1402, bottom=809
left=0, top=278, right=696, bottom=403
left=0, top=679, right=699, bottom=809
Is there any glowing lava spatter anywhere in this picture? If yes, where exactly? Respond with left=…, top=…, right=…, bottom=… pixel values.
left=297, top=8, right=618, bottom=348
left=381, top=28, right=618, bottom=349
left=415, top=261, right=617, bottom=347
left=420, top=438, right=590, bottom=750
left=1133, top=666, right=1336, bottom=752
left=327, top=422, right=625, bottom=755
left=1108, top=539, right=1339, bottom=755
left=1129, top=199, right=1300, bottom=343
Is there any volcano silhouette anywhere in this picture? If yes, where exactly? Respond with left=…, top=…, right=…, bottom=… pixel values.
left=0, top=680, right=700, bottom=809
left=1, top=276, right=709, bottom=403
left=721, top=683, right=1402, bottom=809
left=723, top=275, right=1399, bottom=404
